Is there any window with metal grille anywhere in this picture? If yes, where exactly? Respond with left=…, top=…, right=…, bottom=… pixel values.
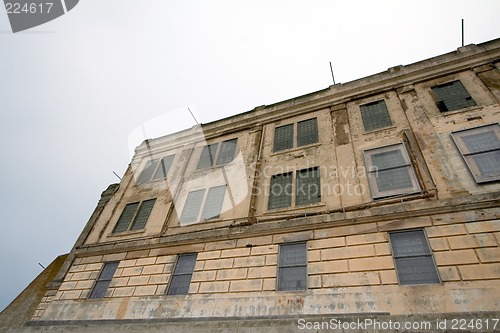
left=389, top=230, right=440, bottom=285
left=179, top=189, right=205, bottom=224
left=112, top=199, right=156, bottom=233
left=296, top=167, right=321, bottom=206
left=197, top=143, right=219, bottom=170
left=89, top=262, right=119, bottom=299
left=360, top=100, right=392, bottom=132
left=179, top=186, right=227, bottom=224
left=451, top=124, right=500, bottom=183
left=273, top=124, right=294, bottom=152
left=273, top=118, right=319, bottom=152
left=167, top=254, right=197, bottom=295
left=278, top=243, right=307, bottom=291
left=297, top=118, right=318, bottom=146
left=216, top=139, right=237, bottom=165
left=136, top=154, right=175, bottom=184
left=200, top=185, right=226, bottom=220
left=431, top=80, right=476, bottom=112
left=364, top=144, right=420, bottom=199
left=197, top=139, right=238, bottom=169
left=268, top=172, right=293, bottom=210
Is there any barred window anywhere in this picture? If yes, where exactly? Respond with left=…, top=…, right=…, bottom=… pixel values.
left=431, top=80, right=476, bottom=112
left=179, top=189, right=205, bottom=224
left=112, top=199, right=156, bottom=233
left=273, top=118, right=319, bottom=152
left=297, top=118, right=319, bottom=146
left=200, top=185, right=226, bottom=220
left=268, top=172, right=293, bottom=210
left=89, top=262, right=119, bottom=299
left=167, top=254, right=197, bottom=295
left=451, top=124, right=500, bottom=183
left=137, top=154, right=175, bottom=184
left=197, top=143, right=219, bottom=170
left=216, top=139, right=237, bottom=165
left=296, top=167, right=321, bottom=206
left=389, top=230, right=440, bottom=285
left=364, top=144, right=420, bottom=199
left=278, top=243, right=307, bottom=291
left=197, top=139, right=238, bottom=169
left=360, top=100, right=392, bottom=132
left=273, top=124, right=294, bottom=152
left=179, top=186, right=227, bottom=224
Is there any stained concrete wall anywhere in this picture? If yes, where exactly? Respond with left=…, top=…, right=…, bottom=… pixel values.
left=12, top=39, right=500, bottom=332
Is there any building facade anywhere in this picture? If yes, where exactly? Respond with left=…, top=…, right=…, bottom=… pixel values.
left=8, top=39, right=500, bottom=332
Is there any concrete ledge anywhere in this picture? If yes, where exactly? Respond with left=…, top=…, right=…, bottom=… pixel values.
left=12, top=312, right=500, bottom=333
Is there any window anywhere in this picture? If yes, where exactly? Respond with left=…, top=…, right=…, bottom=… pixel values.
left=360, top=100, right=392, bottom=132
left=112, top=199, right=156, bottom=233
left=451, top=124, right=500, bottom=183
left=296, top=167, right=321, bottom=206
left=137, top=155, right=175, bottom=184
left=389, top=230, right=440, bottom=285
left=278, top=243, right=307, bottom=291
left=197, top=138, right=237, bottom=170
left=273, top=118, right=318, bottom=152
left=268, top=167, right=321, bottom=210
left=89, top=262, right=119, bottom=299
left=179, top=185, right=226, bottom=224
left=364, top=144, right=420, bottom=199
left=167, top=254, right=197, bottom=295
left=431, top=80, right=476, bottom=112
left=268, top=172, right=292, bottom=210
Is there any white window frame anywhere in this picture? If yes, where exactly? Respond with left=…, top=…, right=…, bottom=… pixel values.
left=451, top=123, right=500, bottom=183
left=363, top=143, right=421, bottom=199
left=179, top=185, right=227, bottom=224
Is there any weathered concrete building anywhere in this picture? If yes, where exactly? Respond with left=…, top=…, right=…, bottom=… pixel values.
left=3, top=38, right=500, bottom=332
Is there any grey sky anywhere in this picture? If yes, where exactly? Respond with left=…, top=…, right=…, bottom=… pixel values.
left=0, top=0, right=499, bottom=312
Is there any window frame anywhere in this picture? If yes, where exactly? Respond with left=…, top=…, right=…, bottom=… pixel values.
left=179, top=185, right=227, bottom=224
left=196, top=138, right=238, bottom=170
left=363, top=143, right=421, bottom=199
left=111, top=199, right=156, bottom=234
left=273, top=118, right=319, bottom=153
left=268, top=167, right=321, bottom=210
left=451, top=123, right=500, bottom=184
left=88, top=261, right=119, bottom=299
left=359, top=99, right=393, bottom=132
left=277, top=242, right=308, bottom=291
left=388, top=229, right=440, bottom=285
left=136, top=154, right=175, bottom=184
left=430, top=80, right=476, bottom=113
left=167, top=253, right=197, bottom=296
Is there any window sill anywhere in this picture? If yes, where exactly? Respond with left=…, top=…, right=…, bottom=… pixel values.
left=265, top=202, right=325, bottom=215
left=270, top=142, right=321, bottom=157
left=108, top=229, right=145, bottom=238
left=192, top=160, right=235, bottom=174
left=437, top=105, right=482, bottom=116
left=363, top=125, right=397, bottom=135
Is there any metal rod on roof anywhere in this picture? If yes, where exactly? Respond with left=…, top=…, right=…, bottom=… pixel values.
left=462, top=19, right=464, bottom=47
left=329, top=62, right=336, bottom=85
left=188, top=107, right=199, bottom=125
left=38, top=263, right=45, bottom=270
left=113, top=171, right=122, bottom=180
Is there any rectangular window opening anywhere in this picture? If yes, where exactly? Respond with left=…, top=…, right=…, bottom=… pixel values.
left=89, top=262, right=119, bottom=299
left=360, top=100, right=392, bottom=132
left=389, top=230, right=440, bottom=285
left=278, top=242, right=307, bottom=291
left=167, top=254, right=197, bottom=295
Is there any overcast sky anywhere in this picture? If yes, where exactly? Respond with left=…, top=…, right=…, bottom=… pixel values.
left=0, top=0, right=499, bottom=312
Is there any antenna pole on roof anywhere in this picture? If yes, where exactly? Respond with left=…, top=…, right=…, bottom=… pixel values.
left=329, top=62, right=336, bottom=85
left=461, top=19, right=464, bottom=47
left=188, top=107, right=199, bottom=125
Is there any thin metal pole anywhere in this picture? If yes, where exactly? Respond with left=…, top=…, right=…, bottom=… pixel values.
left=188, top=107, right=199, bottom=125
left=461, top=19, right=464, bottom=47
left=329, top=62, right=336, bottom=85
